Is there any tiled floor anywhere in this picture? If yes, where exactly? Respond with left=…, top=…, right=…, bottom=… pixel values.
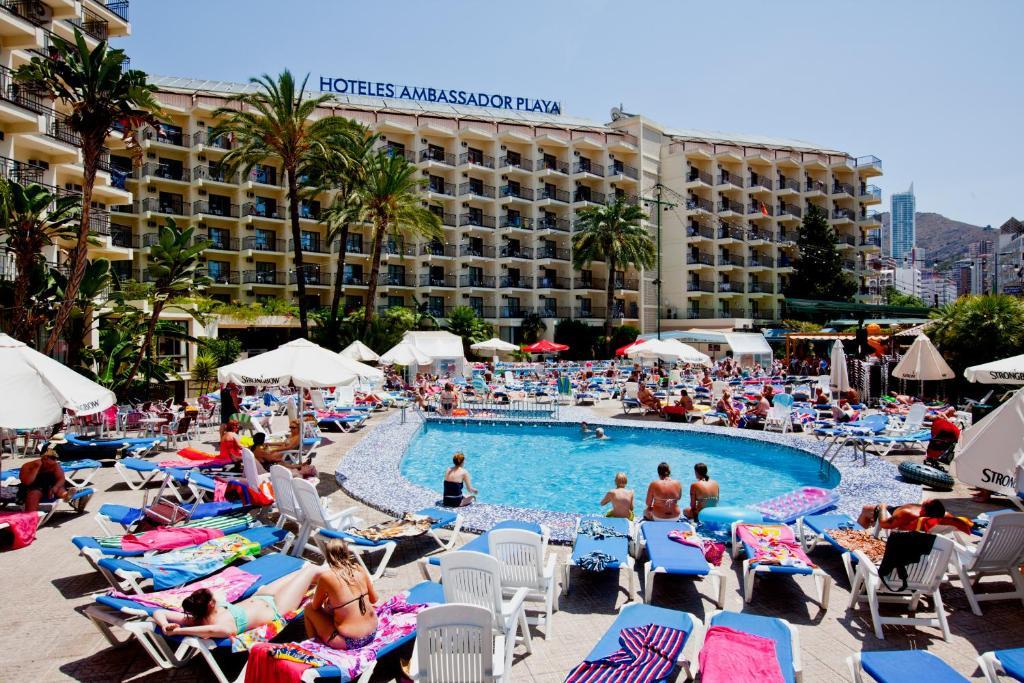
left=2, top=408, right=1022, bottom=682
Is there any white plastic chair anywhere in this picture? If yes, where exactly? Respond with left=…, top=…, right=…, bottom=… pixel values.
left=886, top=402, right=927, bottom=435
left=488, top=528, right=558, bottom=640
left=290, top=477, right=363, bottom=559
left=334, top=385, right=356, bottom=409
left=439, top=551, right=532, bottom=676
left=410, top=604, right=505, bottom=682
left=762, top=404, right=793, bottom=433
left=309, top=389, right=329, bottom=411
left=952, top=512, right=1024, bottom=616
left=241, top=448, right=269, bottom=490
left=848, top=535, right=955, bottom=641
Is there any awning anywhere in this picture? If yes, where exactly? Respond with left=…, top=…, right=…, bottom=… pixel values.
left=723, top=333, right=773, bottom=358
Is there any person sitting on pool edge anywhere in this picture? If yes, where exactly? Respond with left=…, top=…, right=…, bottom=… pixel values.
left=644, top=462, right=682, bottom=521
left=683, top=463, right=719, bottom=521
left=856, top=499, right=972, bottom=534
left=600, top=472, right=634, bottom=521
left=442, top=452, right=478, bottom=507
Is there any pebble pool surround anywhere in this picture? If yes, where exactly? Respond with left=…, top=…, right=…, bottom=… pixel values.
left=335, top=406, right=921, bottom=543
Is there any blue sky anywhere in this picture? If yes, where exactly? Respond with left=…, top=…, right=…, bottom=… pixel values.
left=122, top=0, right=1023, bottom=230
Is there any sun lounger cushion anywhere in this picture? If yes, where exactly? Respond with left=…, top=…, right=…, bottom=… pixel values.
left=321, top=507, right=457, bottom=548
left=993, top=649, right=1024, bottom=681
left=427, top=520, right=540, bottom=566
left=73, top=513, right=257, bottom=556
left=2, top=459, right=101, bottom=482
left=708, top=611, right=794, bottom=683
left=572, top=516, right=630, bottom=571
left=642, top=521, right=710, bottom=576
left=860, top=651, right=967, bottom=682
left=737, top=524, right=816, bottom=576
left=99, top=501, right=246, bottom=528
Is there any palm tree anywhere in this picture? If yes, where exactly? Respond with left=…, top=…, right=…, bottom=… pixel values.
left=360, top=152, right=442, bottom=334
left=0, top=181, right=80, bottom=342
left=16, top=29, right=161, bottom=354
left=930, top=294, right=1024, bottom=382
left=56, top=258, right=113, bottom=368
left=303, top=127, right=377, bottom=327
left=519, top=312, right=547, bottom=344
left=123, top=219, right=211, bottom=386
left=572, top=200, right=655, bottom=354
left=209, top=70, right=362, bottom=335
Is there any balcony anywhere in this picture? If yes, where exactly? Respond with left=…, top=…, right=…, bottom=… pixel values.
left=430, top=211, right=457, bottom=227
left=500, top=306, right=533, bottom=318
left=777, top=203, right=802, bottom=219
left=861, top=234, right=881, bottom=247
left=458, top=182, right=496, bottom=199
left=193, top=130, right=234, bottom=151
left=536, top=158, right=569, bottom=174
left=290, top=268, right=329, bottom=287
left=243, top=270, right=283, bottom=286
left=746, top=201, right=774, bottom=217
left=535, top=275, right=569, bottom=289
left=460, top=274, right=496, bottom=288
left=420, top=149, right=455, bottom=166
left=716, top=173, right=743, bottom=190
left=717, top=224, right=745, bottom=241
left=202, top=234, right=239, bottom=251
left=298, top=203, right=321, bottom=221
left=383, top=243, right=417, bottom=257
left=111, top=201, right=139, bottom=214
left=538, top=217, right=570, bottom=232
left=573, top=188, right=605, bottom=205
left=747, top=228, right=772, bottom=243
left=420, top=273, right=456, bottom=288
left=71, top=6, right=109, bottom=40
left=97, top=1, right=130, bottom=23
left=141, top=162, right=189, bottom=182
left=831, top=181, right=855, bottom=197
left=859, top=211, right=883, bottom=227
left=421, top=242, right=457, bottom=257
left=748, top=281, right=774, bottom=294
left=338, top=273, right=368, bottom=286
left=47, top=113, right=82, bottom=147
left=687, top=224, right=715, bottom=240
left=110, top=228, right=134, bottom=249
left=142, top=197, right=188, bottom=216
left=537, top=187, right=570, bottom=203
left=0, top=155, right=44, bottom=185
left=499, top=185, right=534, bottom=201
left=687, top=252, right=714, bottom=266
left=203, top=269, right=238, bottom=285
left=498, top=156, right=533, bottom=172
left=459, top=244, right=495, bottom=258
left=690, top=279, right=715, bottom=293
left=143, top=126, right=186, bottom=148
left=615, top=278, right=639, bottom=290
left=717, top=254, right=745, bottom=267
left=574, top=307, right=606, bottom=319
left=378, top=272, right=416, bottom=287
left=805, top=179, right=827, bottom=195
left=537, top=247, right=570, bottom=261
left=343, top=239, right=365, bottom=255
left=859, top=184, right=882, bottom=202
left=500, top=276, right=533, bottom=289
left=426, top=181, right=456, bottom=197
left=608, top=163, right=638, bottom=180
left=748, top=176, right=773, bottom=192
left=574, top=278, right=605, bottom=290
left=499, top=245, right=532, bottom=259
left=192, top=200, right=239, bottom=218
left=242, top=236, right=282, bottom=252
left=686, top=197, right=714, bottom=214
left=248, top=168, right=280, bottom=187
left=538, top=306, right=571, bottom=318
left=499, top=215, right=532, bottom=230
left=686, top=169, right=713, bottom=187
left=777, top=177, right=801, bottom=194
left=0, top=66, right=48, bottom=115
left=855, top=155, right=883, bottom=175
left=572, top=161, right=604, bottom=177
left=686, top=308, right=716, bottom=320
left=289, top=239, right=328, bottom=254
left=747, top=255, right=774, bottom=268
left=832, top=208, right=856, bottom=223
left=717, top=281, right=744, bottom=294
left=458, top=152, right=494, bottom=169
left=193, top=165, right=238, bottom=184
left=243, top=202, right=283, bottom=220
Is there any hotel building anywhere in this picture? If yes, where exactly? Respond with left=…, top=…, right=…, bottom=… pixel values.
left=93, top=77, right=882, bottom=342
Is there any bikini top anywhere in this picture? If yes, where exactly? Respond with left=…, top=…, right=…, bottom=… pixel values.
left=325, top=570, right=370, bottom=615
left=225, top=602, right=249, bottom=634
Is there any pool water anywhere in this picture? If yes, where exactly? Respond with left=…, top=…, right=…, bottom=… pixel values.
left=401, top=422, right=840, bottom=517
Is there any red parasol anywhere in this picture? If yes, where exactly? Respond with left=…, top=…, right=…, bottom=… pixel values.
left=615, top=339, right=645, bottom=356
left=522, top=339, right=569, bottom=353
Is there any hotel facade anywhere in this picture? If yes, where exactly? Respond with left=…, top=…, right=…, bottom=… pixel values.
left=0, top=4, right=883, bottom=359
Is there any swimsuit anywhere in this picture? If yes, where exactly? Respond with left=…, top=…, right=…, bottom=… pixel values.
left=225, top=595, right=281, bottom=634
left=442, top=480, right=465, bottom=507
left=17, top=469, right=57, bottom=503
left=324, top=573, right=376, bottom=649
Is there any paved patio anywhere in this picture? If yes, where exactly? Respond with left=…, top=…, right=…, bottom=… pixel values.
left=2, top=408, right=1022, bottom=682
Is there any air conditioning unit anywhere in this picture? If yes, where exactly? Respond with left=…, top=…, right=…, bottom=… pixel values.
left=28, top=159, right=48, bottom=169
left=246, top=192, right=254, bottom=198
left=28, top=1, right=52, bottom=23
left=198, top=189, right=207, bottom=196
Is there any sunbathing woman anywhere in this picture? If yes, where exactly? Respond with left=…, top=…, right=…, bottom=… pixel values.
left=636, top=384, right=662, bottom=413
left=304, top=539, right=380, bottom=650
left=644, top=462, right=682, bottom=521
left=717, top=389, right=741, bottom=427
left=252, top=433, right=317, bottom=478
left=151, top=563, right=324, bottom=638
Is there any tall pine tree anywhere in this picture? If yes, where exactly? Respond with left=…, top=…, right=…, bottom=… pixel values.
left=784, top=204, right=857, bottom=301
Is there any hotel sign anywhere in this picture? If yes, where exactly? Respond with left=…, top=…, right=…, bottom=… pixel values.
left=319, top=77, right=562, bottom=115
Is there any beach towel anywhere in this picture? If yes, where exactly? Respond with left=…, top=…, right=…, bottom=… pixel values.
left=736, top=524, right=815, bottom=569
left=128, top=533, right=261, bottom=589
left=214, top=478, right=274, bottom=507
left=95, top=513, right=256, bottom=550
left=668, top=529, right=726, bottom=566
left=120, top=526, right=225, bottom=553
left=346, top=513, right=435, bottom=542
left=577, top=551, right=617, bottom=572
left=0, top=511, right=38, bottom=550
left=158, top=456, right=234, bottom=469
left=111, top=566, right=258, bottom=611
left=245, top=593, right=430, bottom=682
left=828, top=529, right=886, bottom=564
left=579, top=520, right=629, bottom=540
left=698, top=625, right=785, bottom=683
left=565, top=623, right=687, bottom=682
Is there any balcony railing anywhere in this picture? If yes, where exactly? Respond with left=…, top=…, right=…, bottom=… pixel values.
left=574, top=189, right=605, bottom=204
left=539, top=217, right=570, bottom=232
left=202, top=269, right=238, bottom=285
left=805, top=179, right=827, bottom=193
left=378, top=145, right=414, bottom=162
left=243, top=202, right=282, bottom=219
left=718, top=199, right=744, bottom=215
left=110, top=229, right=134, bottom=248
left=535, top=276, right=569, bottom=289
left=47, top=113, right=82, bottom=147
left=71, top=6, right=109, bottom=40
left=111, top=201, right=138, bottom=214
left=192, top=200, right=239, bottom=218
left=338, top=273, right=368, bottom=286
left=536, top=159, right=569, bottom=174
left=377, top=272, right=416, bottom=287
left=574, top=278, right=606, bottom=290
left=748, top=281, right=774, bottom=293
left=0, top=155, right=44, bottom=185
left=420, top=149, right=455, bottom=166
left=144, top=126, right=186, bottom=147
left=421, top=243, right=457, bottom=257
left=458, top=152, right=494, bottom=169
left=861, top=235, right=881, bottom=246
left=747, top=229, right=772, bottom=242
left=538, top=187, right=570, bottom=203
left=748, top=176, right=773, bottom=191
left=690, top=280, right=715, bottom=293
left=537, top=247, right=570, bottom=261
left=538, top=306, right=571, bottom=318
left=833, top=208, right=856, bottom=221
left=718, top=224, right=745, bottom=241
left=459, top=244, right=496, bottom=258
left=426, top=181, right=456, bottom=196
left=778, top=203, right=802, bottom=219
left=615, top=278, right=639, bottom=290
left=458, top=182, right=496, bottom=199
left=777, top=177, right=801, bottom=192
left=717, top=173, right=743, bottom=188
left=747, top=255, right=774, bottom=268
left=500, top=215, right=533, bottom=230
left=687, top=169, right=713, bottom=185
left=500, top=307, right=533, bottom=318
left=193, top=130, right=234, bottom=150
left=99, top=1, right=130, bottom=22
left=248, top=168, right=280, bottom=186
left=498, top=156, right=533, bottom=171
left=242, top=236, right=281, bottom=252
left=289, top=268, right=328, bottom=286
left=860, top=184, right=882, bottom=200
left=687, top=252, right=714, bottom=266
left=688, top=224, right=715, bottom=239
left=855, top=155, right=882, bottom=170
left=573, top=161, right=604, bottom=177
left=832, top=181, right=854, bottom=196
left=202, top=234, right=239, bottom=251
left=383, top=242, right=416, bottom=256
left=609, top=164, right=638, bottom=180
left=459, top=274, right=495, bottom=288
left=499, top=245, right=532, bottom=259
left=745, top=201, right=773, bottom=217
left=718, top=254, right=745, bottom=267
left=193, top=165, right=238, bottom=184
left=142, top=197, right=187, bottom=216
left=430, top=211, right=457, bottom=226
left=499, top=185, right=534, bottom=201
left=243, top=270, right=283, bottom=285
left=141, top=162, right=189, bottom=182
left=289, top=239, right=327, bottom=254
left=0, top=66, right=49, bottom=114
left=717, top=281, right=744, bottom=293
left=500, top=276, right=533, bottom=289
left=686, top=197, right=714, bottom=213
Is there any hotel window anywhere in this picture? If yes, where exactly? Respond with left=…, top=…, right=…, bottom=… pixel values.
left=467, top=147, right=483, bottom=164
left=428, top=266, right=446, bottom=286
left=469, top=296, right=484, bottom=316
left=387, top=295, right=404, bottom=309
left=468, top=266, right=483, bottom=285
left=300, top=200, right=320, bottom=220
left=506, top=296, right=521, bottom=314
left=255, top=261, right=276, bottom=283
left=579, top=299, right=592, bottom=316
left=507, top=179, right=521, bottom=197
left=578, top=157, right=591, bottom=173
left=156, top=321, right=188, bottom=371
left=468, top=207, right=483, bottom=225
left=387, top=264, right=406, bottom=285
left=428, top=296, right=445, bottom=317
left=505, top=150, right=521, bottom=167
left=158, top=192, right=183, bottom=214
left=343, top=263, right=363, bottom=285
left=251, top=164, right=277, bottom=185
left=575, top=186, right=591, bottom=202
left=208, top=227, right=230, bottom=250
left=543, top=154, right=557, bottom=170
left=346, top=233, right=363, bottom=253
left=207, top=260, right=229, bottom=283
left=468, top=177, right=483, bottom=195
left=255, top=229, right=276, bottom=251
left=252, top=196, right=277, bottom=218
left=300, top=264, right=321, bottom=284
left=427, top=144, right=444, bottom=162
left=156, top=157, right=183, bottom=180
left=579, top=269, right=593, bottom=287
left=466, top=236, right=483, bottom=256
left=429, top=175, right=446, bottom=193
left=506, top=209, right=521, bottom=226
left=540, top=297, right=557, bottom=315
left=208, top=193, right=230, bottom=216
left=386, top=142, right=405, bottom=158
left=300, top=230, right=320, bottom=252
left=155, top=123, right=182, bottom=145
left=344, top=295, right=363, bottom=313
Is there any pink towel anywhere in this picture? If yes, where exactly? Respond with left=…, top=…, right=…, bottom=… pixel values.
left=698, top=626, right=784, bottom=683
left=111, top=566, right=257, bottom=611
left=735, top=524, right=816, bottom=568
left=668, top=529, right=725, bottom=566
left=0, top=512, right=38, bottom=550
left=121, top=526, right=224, bottom=552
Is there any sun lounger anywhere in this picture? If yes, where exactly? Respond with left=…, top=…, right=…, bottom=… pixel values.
left=0, top=483, right=94, bottom=527
left=86, top=552, right=305, bottom=683
left=2, top=458, right=102, bottom=488
left=640, top=521, right=726, bottom=607
left=316, top=507, right=463, bottom=580
left=700, top=610, right=801, bottom=683
left=563, top=516, right=636, bottom=600
left=731, top=522, right=831, bottom=609
left=567, top=603, right=700, bottom=682
left=114, top=456, right=231, bottom=493
left=95, top=526, right=291, bottom=593
left=795, top=512, right=866, bottom=585
left=419, top=520, right=544, bottom=581
left=850, top=651, right=968, bottom=683
left=60, top=433, right=165, bottom=459
left=979, top=648, right=1024, bottom=683
left=95, top=500, right=249, bottom=534
left=849, top=429, right=933, bottom=461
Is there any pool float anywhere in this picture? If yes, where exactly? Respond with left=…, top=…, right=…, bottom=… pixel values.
left=898, top=461, right=954, bottom=491
left=754, top=486, right=839, bottom=524
left=698, top=505, right=765, bottom=531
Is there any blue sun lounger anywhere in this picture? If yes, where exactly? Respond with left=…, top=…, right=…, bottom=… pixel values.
left=979, top=648, right=1024, bottom=683
left=564, top=516, right=636, bottom=599
left=96, top=500, right=249, bottom=534
left=796, top=512, right=868, bottom=585
left=95, top=526, right=291, bottom=593
left=703, top=611, right=801, bottom=683
left=419, top=519, right=543, bottom=580
left=849, top=650, right=968, bottom=682
left=731, top=522, right=832, bottom=609
left=114, top=456, right=230, bottom=493
left=318, top=507, right=462, bottom=581
left=850, top=428, right=932, bottom=461
left=640, top=521, right=726, bottom=607
left=569, top=602, right=699, bottom=682
left=86, top=553, right=305, bottom=683
left=2, top=458, right=103, bottom=488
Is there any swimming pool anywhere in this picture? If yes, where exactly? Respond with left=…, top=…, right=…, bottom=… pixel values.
left=400, top=422, right=840, bottom=517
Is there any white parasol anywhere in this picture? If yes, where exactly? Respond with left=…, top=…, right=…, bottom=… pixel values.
left=217, top=338, right=359, bottom=388
left=965, top=353, right=1024, bottom=385
left=892, top=334, right=955, bottom=381
left=627, top=338, right=712, bottom=366
left=953, top=388, right=1024, bottom=502
left=829, top=340, right=850, bottom=395
left=379, top=340, right=432, bottom=366
left=340, top=340, right=380, bottom=363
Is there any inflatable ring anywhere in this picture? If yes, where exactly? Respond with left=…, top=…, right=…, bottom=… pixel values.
left=698, top=505, right=765, bottom=530
left=898, top=461, right=954, bottom=491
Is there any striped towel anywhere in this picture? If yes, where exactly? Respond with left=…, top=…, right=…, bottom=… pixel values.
left=566, top=624, right=686, bottom=682
left=95, top=513, right=256, bottom=549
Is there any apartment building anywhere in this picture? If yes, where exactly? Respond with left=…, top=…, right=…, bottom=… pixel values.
left=104, top=78, right=882, bottom=341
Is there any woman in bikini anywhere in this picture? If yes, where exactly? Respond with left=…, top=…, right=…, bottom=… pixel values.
left=438, top=383, right=458, bottom=416
left=644, top=462, right=682, bottom=521
left=151, top=563, right=324, bottom=638
left=305, top=539, right=380, bottom=650
left=683, top=462, right=720, bottom=521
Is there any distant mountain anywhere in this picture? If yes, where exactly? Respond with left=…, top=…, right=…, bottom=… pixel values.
left=879, top=211, right=990, bottom=266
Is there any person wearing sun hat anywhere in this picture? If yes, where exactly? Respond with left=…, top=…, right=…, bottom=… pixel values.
left=16, top=433, right=71, bottom=512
